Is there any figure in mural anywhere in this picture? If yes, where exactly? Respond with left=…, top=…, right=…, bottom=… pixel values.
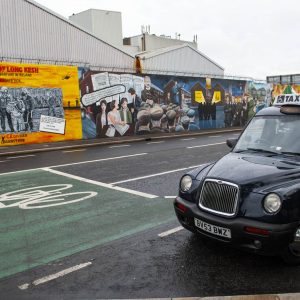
left=119, top=98, right=133, bottom=125
left=10, top=94, right=25, bottom=132
left=210, top=101, right=217, bottom=128
left=255, top=98, right=266, bottom=113
left=95, top=99, right=108, bottom=138
left=47, top=91, right=57, bottom=117
left=247, top=96, right=256, bottom=121
left=128, top=88, right=142, bottom=122
left=0, top=87, right=14, bottom=132
left=141, top=76, right=156, bottom=106
left=170, top=81, right=182, bottom=106
left=119, top=97, right=133, bottom=135
left=197, top=102, right=204, bottom=129
left=166, top=109, right=177, bottom=132
left=150, top=105, right=164, bottom=133
left=240, top=94, right=248, bottom=126
left=187, top=109, right=200, bottom=131
left=21, top=88, right=34, bottom=132
left=107, top=100, right=129, bottom=137
left=136, top=109, right=151, bottom=135
left=223, top=95, right=232, bottom=127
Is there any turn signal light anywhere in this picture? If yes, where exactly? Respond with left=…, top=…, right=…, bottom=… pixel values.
left=244, top=226, right=270, bottom=236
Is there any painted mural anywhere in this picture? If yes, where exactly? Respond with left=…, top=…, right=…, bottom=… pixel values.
left=271, top=83, right=300, bottom=101
left=79, top=70, right=271, bottom=139
left=0, top=62, right=82, bottom=146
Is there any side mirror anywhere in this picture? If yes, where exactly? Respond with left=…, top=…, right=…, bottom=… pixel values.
left=226, top=138, right=238, bottom=148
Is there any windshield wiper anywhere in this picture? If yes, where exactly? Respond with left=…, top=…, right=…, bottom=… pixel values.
left=280, top=151, right=300, bottom=156
left=242, top=148, right=278, bottom=155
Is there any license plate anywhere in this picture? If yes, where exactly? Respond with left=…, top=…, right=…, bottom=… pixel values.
left=194, top=218, right=231, bottom=239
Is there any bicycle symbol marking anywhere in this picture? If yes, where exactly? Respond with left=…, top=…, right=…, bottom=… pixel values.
left=0, top=184, right=98, bottom=209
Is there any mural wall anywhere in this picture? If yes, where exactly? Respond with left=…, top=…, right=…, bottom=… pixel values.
left=79, top=70, right=271, bottom=139
left=271, top=83, right=300, bottom=100
left=0, top=62, right=82, bottom=146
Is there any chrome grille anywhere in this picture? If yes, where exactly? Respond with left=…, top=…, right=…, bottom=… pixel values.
left=199, top=179, right=239, bottom=217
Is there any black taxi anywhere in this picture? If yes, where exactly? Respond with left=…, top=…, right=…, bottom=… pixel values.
left=174, top=95, right=300, bottom=264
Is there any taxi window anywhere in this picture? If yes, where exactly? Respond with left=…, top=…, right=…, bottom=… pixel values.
left=234, top=115, right=300, bottom=154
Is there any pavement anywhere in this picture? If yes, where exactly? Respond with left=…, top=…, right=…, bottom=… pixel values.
left=0, top=127, right=243, bottom=157
left=1, top=127, right=300, bottom=300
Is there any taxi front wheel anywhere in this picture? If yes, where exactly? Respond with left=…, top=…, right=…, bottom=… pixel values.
left=282, top=243, right=300, bottom=265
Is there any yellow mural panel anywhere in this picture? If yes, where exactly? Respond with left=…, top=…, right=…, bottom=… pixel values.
left=212, top=91, right=221, bottom=103
left=195, top=91, right=205, bottom=103
left=0, top=62, right=82, bottom=146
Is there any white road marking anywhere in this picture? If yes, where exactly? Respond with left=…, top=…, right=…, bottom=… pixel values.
left=18, top=262, right=92, bottom=290
left=181, top=138, right=196, bottom=141
left=0, top=160, right=8, bottom=163
left=109, top=144, right=130, bottom=148
left=110, top=164, right=204, bottom=185
left=209, top=135, right=221, bottom=138
left=164, top=196, right=176, bottom=199
left=62, top=149, right=86, bottom=153
left=147, top=141, right=165, bottom=144
left=187, top=142, right=226, bottom=149
left=7, top=154, right=35, bottom=159
left=42, top=168, right=158, bottom=199
left=18, top=283, right=30, bottom=290
left=0, top=153, right=148, bottom=176
left=158, top=226, right=184, bottom=237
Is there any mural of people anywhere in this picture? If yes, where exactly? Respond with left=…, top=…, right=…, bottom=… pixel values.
left=79, top=71, right=271, bottom=139
left=107, top=100, right=129, bottom=137
left=0, top=87, right=65, bottom=134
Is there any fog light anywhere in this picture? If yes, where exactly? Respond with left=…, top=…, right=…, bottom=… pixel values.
left=294, top=228, right=300, bottom=242
left=254, top=240, right=262, bottom=249
left=175, top=202, right=187, bottom=213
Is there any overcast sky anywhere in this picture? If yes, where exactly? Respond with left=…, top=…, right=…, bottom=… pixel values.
left=36, top=0, right=300, bottom=80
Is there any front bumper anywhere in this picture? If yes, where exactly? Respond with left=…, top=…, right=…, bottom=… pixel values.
left=174, top=196, right=300, bottom=255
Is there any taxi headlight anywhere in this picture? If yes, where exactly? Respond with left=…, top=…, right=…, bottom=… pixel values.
left=180, top=175, right=193, bottom=192
left=263, top=193, right=282, bottom=214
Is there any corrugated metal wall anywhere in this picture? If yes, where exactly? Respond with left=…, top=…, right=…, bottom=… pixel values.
left=0, top=0, right=135, bottom=72
left=139, top=46, right=224, bottom=77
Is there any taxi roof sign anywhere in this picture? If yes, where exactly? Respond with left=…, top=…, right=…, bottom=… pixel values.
left=274, top=94, right=300, bottom=106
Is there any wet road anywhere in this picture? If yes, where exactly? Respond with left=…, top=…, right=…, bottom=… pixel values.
left=1, top=132, right=300, bottom=299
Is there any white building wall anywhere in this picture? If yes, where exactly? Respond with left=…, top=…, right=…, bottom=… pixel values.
left=69, top=10, right=93, bottom=33
left=0, top=0, right=134, bottom=72
left=69, top=9, right=123, bottom=48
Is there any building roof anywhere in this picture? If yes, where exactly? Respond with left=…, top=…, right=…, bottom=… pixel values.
left=136, top=44, right=224, bottom=71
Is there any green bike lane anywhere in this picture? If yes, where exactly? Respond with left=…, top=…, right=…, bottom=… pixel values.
left=0, top=169, right=175, bottom=280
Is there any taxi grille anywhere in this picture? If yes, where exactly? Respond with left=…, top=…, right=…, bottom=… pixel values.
left=199, top=179, right=239, bottom=217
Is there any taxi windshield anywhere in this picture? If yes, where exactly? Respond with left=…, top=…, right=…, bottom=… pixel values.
left=234, top=115, right=300, bottom=156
